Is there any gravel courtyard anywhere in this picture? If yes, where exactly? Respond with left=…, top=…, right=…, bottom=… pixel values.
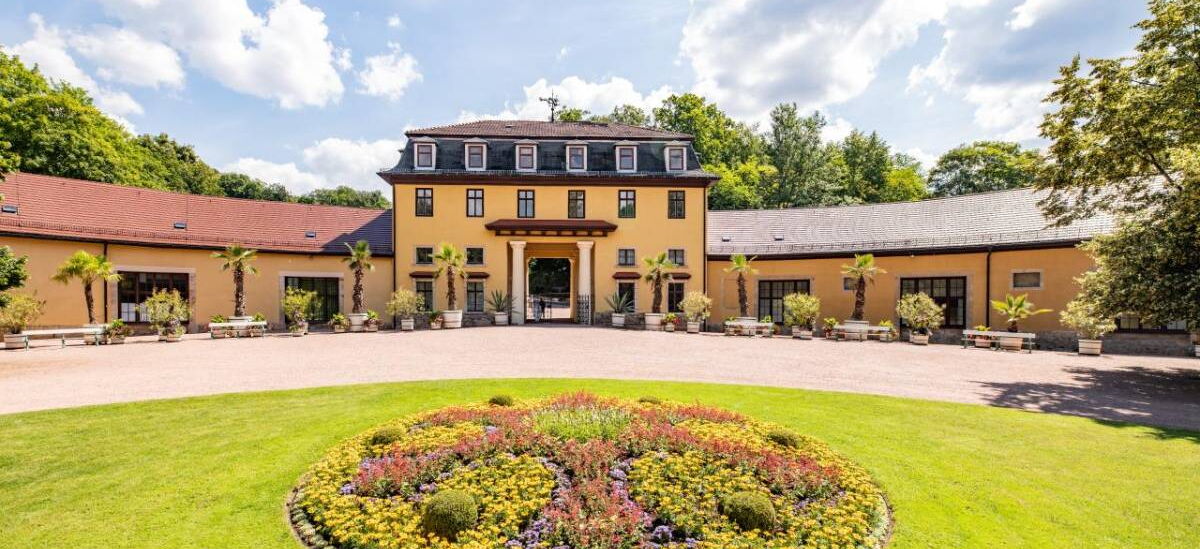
left=1, top=325, right=1198, bottom=430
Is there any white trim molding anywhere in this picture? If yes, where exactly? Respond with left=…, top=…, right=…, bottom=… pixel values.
left=565, top=143, right=588, bottom=172
left=665, top=145, right=686, bottom=172
left=412, top=138, right=437, bottom=170
left=464, top=140, right=487, bottom=171
left=515, top=142, right=538, bottom=172
left=614, top=141, right=638, bottom=172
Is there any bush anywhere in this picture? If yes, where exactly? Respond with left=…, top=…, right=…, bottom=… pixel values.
left=533, top=406, right=631, bottom=442
left=1060, top=299, right=1116, bottom=339
left=679, top=291, right=712, bottom=322
left=282, top=288, right=316, bottom=328
left=488, top=394, right=515, bottom=407
left=782, top=293, right=820, bottom=328
left=720, top=491, right=776, bottom=531
left=387, top=288, right=424, bottom=319
left=895, top=293, right=944, bottom=335
left=766, top=428, right=800, bottom=448
left=0, top=293, right=43, bottom=334
left=421, top=489, right=478, bottom=541
left=637, top=395, right=663, bottom=405
left=369, top=427, right=406, bottom=446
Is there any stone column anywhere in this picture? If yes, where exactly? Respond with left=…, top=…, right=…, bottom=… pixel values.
left=509, top=241, right=526, bottom=325
left=576, top=241, right=594, bottom=324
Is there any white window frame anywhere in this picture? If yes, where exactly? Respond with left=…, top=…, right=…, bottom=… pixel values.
left=515, top=142, right=538, bottom=172
left=566, top=142, right=588, bottom=172
left=464, top=140, right=487, bottom=171
left=413, top=140, right=436, bottom=170
left=615, top=142, right=638, bottom=172
left=1010, top=270, right=1044, bottom=290
left=665, top=143, right=686, bottom=172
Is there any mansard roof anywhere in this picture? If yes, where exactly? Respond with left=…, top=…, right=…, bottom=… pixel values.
left=406, top=120, right=691, bottom=140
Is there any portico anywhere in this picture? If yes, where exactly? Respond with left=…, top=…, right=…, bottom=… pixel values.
left=509, top=240, right=593, bottom=325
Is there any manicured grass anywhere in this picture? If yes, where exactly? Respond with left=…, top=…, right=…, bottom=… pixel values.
left=0, top=379, right=1196, bottom=548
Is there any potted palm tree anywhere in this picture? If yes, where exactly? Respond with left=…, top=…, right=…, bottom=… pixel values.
left=486, top=290, right=512, bottom=325
left=642, top=251, right=677, bottom=330
left=105, top=318, right=131, bottom=344
left=679, top=291, right=712, bottom=334
left=841, top=254, right=885, bottom=340
left=0, top=293, right=43, bottom=349
left=1060, top=299, right=1116, bottom=356
left=283, top=287, right=316, bottom=336
left=52, top=250, right=121, bottom=340
left=896, top=292, right=944, bottom=345
left=782, top=292, right=820, bottom=339
left=432, top=243, right=467, bottom=328
left=723, top=253, right=758, bottom=320
left=605, top=291, right=633, bottom=328
left=387, top=289, right=424, bottom=331
left=364, top=310, right=380, bottom=332
left=991, top=293, right=1051, bottom=351
left=343, top=240, right=374, bottom=332
left=212, top=244, right=258, bottom=322
left=330, top=313, right=349, bottom=333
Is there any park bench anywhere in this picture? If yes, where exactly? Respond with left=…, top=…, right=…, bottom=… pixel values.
left=18, top=326, right=106, bottom=348
left=208, top=321, right=268, bottom=338
left=724, top=318, right=773, bottom=337
left=961, top=329, right=1036, bottom=353
left=833, top=324, right=893, bottom=341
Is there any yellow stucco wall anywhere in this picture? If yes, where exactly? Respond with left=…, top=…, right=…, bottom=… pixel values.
left=390, top=183, right=706, bottom=315
left=1, top=235, right=394, bottom=329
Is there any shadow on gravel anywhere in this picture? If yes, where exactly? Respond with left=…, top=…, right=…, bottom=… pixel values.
left=979, top=365, right=1200, bottom=443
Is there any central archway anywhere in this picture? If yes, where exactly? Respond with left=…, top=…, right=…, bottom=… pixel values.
left=527, top=257, right=572, bottom=322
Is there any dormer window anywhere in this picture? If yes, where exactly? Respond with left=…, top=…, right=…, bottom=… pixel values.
left=465, top=141, right=487, bottom=171
left=615, top=143, right=637, bottom=172
left=515, top=143, right=537, bottom=171
left=414, top=141, right=436, bottom=170
left=566, top=143, right=588, bottom=171
left=665, top=145, right=686, bottom=172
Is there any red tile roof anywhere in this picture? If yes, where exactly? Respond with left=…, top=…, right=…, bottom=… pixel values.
left=407, top=120, right=691, bottom=140
left=0, top=173, right=393, bottom=255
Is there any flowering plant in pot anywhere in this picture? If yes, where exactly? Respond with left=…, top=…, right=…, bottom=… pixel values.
left=387, top=289, right=424, bottom=332
left=821, top=317, right=839, bottom=338
left=283, top=287, right=316, bottom=336
left=105, top=318, right=132, bottom=344
left=877, top=319, right=896, bottom=342
left=760, top=315, right=776, bottom=336
left=330, top=313, right=350, bottom=334
left=364, top=310, right=380, bottom=332
left=604, top=291, right=633, bottom=328
left=970, top=325, right=993, bottom=348
left=782, top=293, right=820, bottom=339
left=679, top=291, right=711, bottom=334
left=486, top=290, right=512, bottom=326
left=991, top=293, right=1051, bottom=351
left=209, top=314, right=230, bottom=338
left=1060, top=299, right=1116, bottom=356
left=896, top=292, right=943, bottom=345
left=250, top=312, right=267, bottom=336
left=0, top=293, right=43, bottom=349
left=662, top=312, right=679, bottom=332
left=428, top=310, right=444, bottom=330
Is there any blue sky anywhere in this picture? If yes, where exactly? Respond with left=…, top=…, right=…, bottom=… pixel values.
left=2, top=0, right=1148, bottom=194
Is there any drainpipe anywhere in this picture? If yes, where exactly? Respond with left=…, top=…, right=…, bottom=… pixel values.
left=985, top=247, right=992, bottom=327
left=102, top=242, right=110, bottom=323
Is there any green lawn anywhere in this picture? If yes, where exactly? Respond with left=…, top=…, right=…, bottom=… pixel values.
left=0, top=379, right=1196, bottom=548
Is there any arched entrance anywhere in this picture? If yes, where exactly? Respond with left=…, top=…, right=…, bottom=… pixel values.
left=527, top=257, right=572, bottom=322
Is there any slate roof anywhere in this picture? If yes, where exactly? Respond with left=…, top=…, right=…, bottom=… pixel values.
left=0, top=173, right=393, bottom=255
left=406, top=120, right=692, bottom=140
left=706, top=187, right=1114, bottom=257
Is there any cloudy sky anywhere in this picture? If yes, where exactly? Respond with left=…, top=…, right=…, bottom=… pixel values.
left=2, top=0, right=1147, bottom=194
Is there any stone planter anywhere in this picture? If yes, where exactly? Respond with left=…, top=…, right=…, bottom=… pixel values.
left=4, top=333, right=29, bottom=350
left=792, top=326, right=813, bottom=340
left=910, top=333, right=930, bottom=345
left=107, top=335, right=125, bottom=345
left=364, top=323, right=379, bottom=333
left=229, top=315, right=252, bottom=322
left=83, top=323, right=105, bottom=345
left=348, top=313, right=367, bottom=332
left=686, top=321, right=701, bottom=334
left=998, top=336, right=1024, bottom=351
left=644, top=313, right=663, bottom=330
left=842, top=319, right=868, bottom=341
left=611, top=313, right=626, bottom=328
left=974, top=337, right=993, bottom=349
left=664, top=322, right=676, bottom=333
left=1078, top=338, right=1102, bottom=356
left=493, top=312, right=509, bottom=326
left=165, top=331, right=183, bottom=342
left=442, top=310, right=463, bottom=329
left=333, top=325, right=347, bottom=334
left=400, top=318, right=415, bottom=331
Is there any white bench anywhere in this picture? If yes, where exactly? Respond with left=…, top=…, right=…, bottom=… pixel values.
left=20, top=327, right=105, bottom=348
left=724, top=319, right=773, bottom=337
left=961, top=329, right=1036, bottom=353
left=833, top=324, right=893, bottom=341
left=208, top=321, right=267, bottom=338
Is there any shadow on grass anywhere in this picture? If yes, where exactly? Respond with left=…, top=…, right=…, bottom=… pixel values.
left=979, top=365, right=1200, bottom=443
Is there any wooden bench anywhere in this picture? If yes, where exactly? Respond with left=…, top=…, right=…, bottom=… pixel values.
left=724, top=319, right=773, bottom=337
left=961, top=329, right=1036, bottom=353
left=208, top=321, right=267, bottom=338
left=19, top=327, right=105, bottom=348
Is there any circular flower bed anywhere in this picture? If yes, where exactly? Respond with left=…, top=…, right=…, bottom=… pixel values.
left=288, top=393, right=890, bottom=548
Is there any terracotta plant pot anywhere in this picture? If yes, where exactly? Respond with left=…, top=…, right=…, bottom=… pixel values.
left=974, top=338, right=992, bottom=349
left=686, top=321, right=700, bottom=334
left=792, top=326, right=813, bottom=340
left=493, top=312, right=509, bottom=326
left=999, top=336, right=1024, bottom=351
left=644, top=313, right=663, bottom=330
left=910, top=333, right=930, bottom=345
left=1078, top=338, right=1102, bottom=356
left=611, top=313, right=625, bottom=328
left=365, top=324, right=378, bottom=333
left=442, top=310, right=463, bottom=329
left=400, top=318, right=415, bottom=332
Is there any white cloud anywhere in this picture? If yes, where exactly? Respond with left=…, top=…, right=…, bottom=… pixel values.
left=556, top=46, right=570, bottom=61
left=69, top=25, right=184, bottom=89
left=357, top=42, right=422, bottom=101
left=223, top=137, right=405, bottom=193
left=458, top=76, right=673, bottom=121
left=903, top=147, right=939, bottom=169
left=387, top=15, right=402, bottom=28
left=96, top=0, right=345, bottom=109
left=1007, top=0, right=1073, bottom=30
left=8, top=14, right=144, bottom=119
left=962, top=81, right=1052, bottom=140
left=334, top=47, right=353, bottom=71
left=821, top=116, right=855, bottom=143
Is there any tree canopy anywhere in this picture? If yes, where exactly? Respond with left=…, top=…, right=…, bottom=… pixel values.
left=929, top=141, right=1038, bottom=197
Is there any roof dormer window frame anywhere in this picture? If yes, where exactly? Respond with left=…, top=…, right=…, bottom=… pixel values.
left=413, top=138, right=437, bottom=170
left=514, top=140, right=538, bottom=172
left=664, top=141, right=687, bottom=172
left=464, top=138, right=487, bottom=171
left=565, top=140, right=588, bottom=172
left=615, top=141, right=638, bottom=173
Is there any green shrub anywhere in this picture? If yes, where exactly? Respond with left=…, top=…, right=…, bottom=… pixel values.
left=488, top=394, right=515, bottom=407
left=637, top=395, right=662, bottom=405
left=766, top=428, right=800, bottom=449
left=533, top=407, right=631, bottom=442
left=421, top=489, right=478, bottom=541
left=720, top=491, right=776, bottom=532
left=369, top=427, right=406, bottom=446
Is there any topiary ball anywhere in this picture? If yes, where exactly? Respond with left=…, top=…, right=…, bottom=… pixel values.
left=488, top=394, right=515, bottom=407
left=421, top=489, right=478, bottom=541
left=638, top=395, right=663, bottom=405
left=369, top=427, right=406, bottom=446
left=766, top=428, right=800, bottom=449
left=720, top=491, right=776, bottom=532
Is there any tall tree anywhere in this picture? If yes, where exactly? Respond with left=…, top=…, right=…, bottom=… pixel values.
left=654, top=93, right=763, bottom=166
left=762, top=104, right=843, bottom=207
left=557, top=107, right=589, bottom=122
left=0, top=246, right=28, bottom=306
left=212, top=245, right=258, bottom=317
left=590, top=104, right=652, bottom=127
left=217, top=172, right=293, bottom=202
left=52, top=250, right=120, bottom=324
left=929, top=141, right=1038, bottom=197
left=838, top=130, right=893, bottom=203
left=134, top=134, right=222, bottom=195
left=298, top=186, right=391, bottom=209
left=343, top=240, right=374, bottom=314
left=881, top=153, right=929, bottom=202
left=707, top=160, right=772, bottom=210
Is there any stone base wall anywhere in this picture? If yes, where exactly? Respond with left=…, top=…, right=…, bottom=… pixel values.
left=595, top=312, right=646, bottom=329
left=901, top=328, right=1193, bottom=357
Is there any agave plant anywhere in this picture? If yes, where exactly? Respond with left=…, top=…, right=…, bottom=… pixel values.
left=723, top=254, right=757, bottom=318
left=991, top=293, right=1052, bottom=332
left=604, top=291, right=633, bottom=314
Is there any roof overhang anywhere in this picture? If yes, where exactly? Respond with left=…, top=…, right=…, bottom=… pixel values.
left=483, top=219, right=618, bottom=237
left=377, top=171, right=716, bottom=188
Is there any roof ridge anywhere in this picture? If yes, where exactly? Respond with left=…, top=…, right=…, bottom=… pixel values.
left=707, top=187, right=1038, bottom=216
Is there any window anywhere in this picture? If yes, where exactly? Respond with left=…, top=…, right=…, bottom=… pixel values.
left=118, top=271, right=189, bottom=323
left=567, top=145, right=587, bottom=171
left=466, top=281, right=484, bottom=313
left=667, top=282, right=685, bottom=312
left=618, top=190, right=636, bottom=218
left=466, top=247, right=484, bottom=266
left=568, top=190, right=586, bottom=219
left=414, top=143, right=435, bottom=169
left=616, top=146, right=637, bottom=171
left=666, top=146, right=686, bottom=171
left=466, top=189, right=484, bottom=217
left=668, top=190, right=686, bottom=219
left=1116, top=315, right=1188, bottom=333
left=617, top=248, right=636, bottom=267
left=1012, top=271, right=1042, bottom=289
left=415, top=280, right=434, bottom=311
left=900, top=277, right=966, bottom=329
left=285, top=277, right=340, bottom=323
left=618, top=282, right=636, bottom=311
left=415, top=188, right=433, bottom=217
left=843, top=277, right=855, bottom=291
left=757, top=280, right=810, bottom=324
left=516, top=144, right=537, bottom=171
left=465, top=143, right=486, bottom=170
left=517, top=189, right=535, bottom=218
left=667, top=248, right=685, bottom=266
left=415, top=246, right=433, bottom=265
